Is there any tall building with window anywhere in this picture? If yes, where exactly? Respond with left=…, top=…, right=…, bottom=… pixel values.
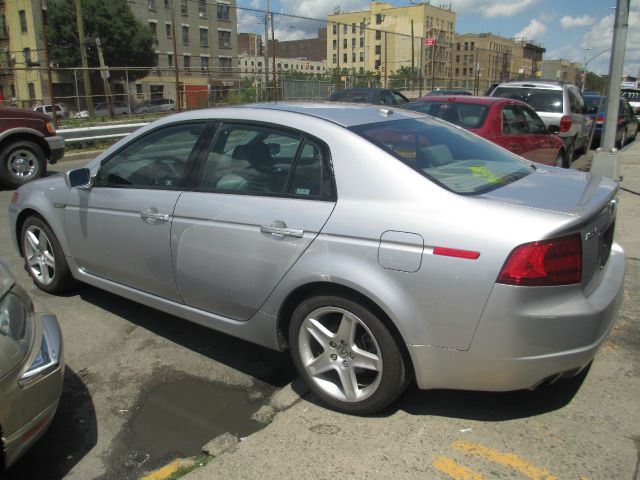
left=327, top=2, right=456, bottom=88
left=129, top=0, right=238, bottom=104
left=452, top=33, right=513, bottom=94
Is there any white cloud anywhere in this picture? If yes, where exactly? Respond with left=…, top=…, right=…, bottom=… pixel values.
left=560, top=15, right=595, bottom=29
left=278, top=0, right=368, bottom=19
left=514, top=19, right=547, bottom=41
left=451, top=0, right=536, bottom=18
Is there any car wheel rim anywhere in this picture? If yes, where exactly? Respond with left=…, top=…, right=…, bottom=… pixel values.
left=8, top=149, right=38, bottom=180
left=555, top=153, right=564, bottom=167
left=24, top=226, right=56, bottom=285
left=298, top=306, right=383, bottom=403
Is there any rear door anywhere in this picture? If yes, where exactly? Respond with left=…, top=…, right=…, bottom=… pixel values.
left=171, top=122, right=336, bottom=320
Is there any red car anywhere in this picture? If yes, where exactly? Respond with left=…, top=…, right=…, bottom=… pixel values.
left=403, top=96, right=568, bottom=167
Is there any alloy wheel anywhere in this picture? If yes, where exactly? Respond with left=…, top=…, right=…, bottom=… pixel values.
left=8, top=148, right=39, bottom=180
left=23, top=225, right=56, bottom=286
left=297, top=306, right=383, bottom=402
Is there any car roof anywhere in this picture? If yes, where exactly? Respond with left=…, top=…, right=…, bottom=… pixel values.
left=495, top=80, right=569, bottom=90
left=169, top=102, right=424, bottom=128
left=413, top=95, right=519, bottom=106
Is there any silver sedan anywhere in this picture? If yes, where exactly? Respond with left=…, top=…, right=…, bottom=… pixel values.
left=7, top=103, right=625, bottom=414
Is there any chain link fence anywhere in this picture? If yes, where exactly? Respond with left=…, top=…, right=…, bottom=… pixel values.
left=0, top=1, right=520, bottom=126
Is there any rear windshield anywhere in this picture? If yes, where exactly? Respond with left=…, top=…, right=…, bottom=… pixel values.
left=405, top=101, right=490, bottom=128
left=492, top=87, right=563, bottom=113
left=329, top=91, right=370, bottom=102
left=350, top=118, right=531, bottom=195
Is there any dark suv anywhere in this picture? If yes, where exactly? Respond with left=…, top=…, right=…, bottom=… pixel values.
left=0, top=107, right=65, bottom=188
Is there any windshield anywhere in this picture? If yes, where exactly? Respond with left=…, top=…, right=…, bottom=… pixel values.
left=350, top=118, right=531, bottom=195
left=492, top=87, right=563, bottom=113
left=621, top=89, right=640, bottom=103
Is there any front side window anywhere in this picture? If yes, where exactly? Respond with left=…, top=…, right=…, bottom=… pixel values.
left=501, top=106, right=528, bottom=135
left=350, top=118, right=531, bottom=195
left=96, top=123, right=206, bottom=189
left=519, top=105, right=546, bottom=134
left=199, top=124, right=334, bottom=199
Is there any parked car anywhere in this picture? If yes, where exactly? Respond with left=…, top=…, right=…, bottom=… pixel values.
left=9, top=103, right=625, bottom=414
left=620, top=87, right=640, bottom=117
left=74, top=101, right=132, bottom=119
left=404, top=95, right=567, bottom=167
left=133, top=98, right=176, bottom=114
left=490, top=80, right=590, bottom=162
left=588, top=97, right=639, bottom=148
left=0, top=260, right=64, bottom=469
left=32, top=104, right=69, bottom=119
left=424, top=89, right=472, bottom=96
left=0, top=107, right=65, bottom=187
left=327, top=88, right=409, bottom=105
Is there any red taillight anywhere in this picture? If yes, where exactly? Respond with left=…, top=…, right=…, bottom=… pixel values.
left=559, top=115, right=572, bottom=132
left=497, top=234, right=582, bottom=286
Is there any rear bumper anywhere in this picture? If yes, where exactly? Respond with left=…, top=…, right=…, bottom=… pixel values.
left=45, top=135, right=65, bottom=164
left=409, top=242, right=626, bottom=391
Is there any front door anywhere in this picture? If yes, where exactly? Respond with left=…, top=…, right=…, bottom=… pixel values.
left=65, top=122, right=208, bottom=301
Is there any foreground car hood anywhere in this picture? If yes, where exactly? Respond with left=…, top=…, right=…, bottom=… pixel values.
left=480, top=167, right=618, bottom=217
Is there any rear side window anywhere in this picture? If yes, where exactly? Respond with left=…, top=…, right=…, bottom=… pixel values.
left=492, top=87, right=563, bottom=113
left=350, top=118, right=531, bottom=195
left=406, top=101, right=489, bottom=128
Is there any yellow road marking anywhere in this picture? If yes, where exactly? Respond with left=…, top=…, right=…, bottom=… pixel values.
left=453, top=441, right=558, bottom=480
left=433, top=456, right=485, bottom=480
left=140, top=460, right=181, bottom=480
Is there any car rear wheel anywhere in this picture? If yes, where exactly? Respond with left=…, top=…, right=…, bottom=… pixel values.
left=616, top=130, right=627, bottom=149
left=565, top=139, right=575, bottom=164
left=21, top=217, right=75, bottom=293
left=289, top=294, right=410, bottom=414
left=0, top=140, right=46, bottom=188
left=554, top=150, right=567, bottom=168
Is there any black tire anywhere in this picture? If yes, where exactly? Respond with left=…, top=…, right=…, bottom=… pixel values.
left=616, top=130, right=627, bottom=149
left=565, top=139, right=575, bottom=164
left=289, top=294, right=410, bottom=415
left=21, top=216, right=75, bottom=293
left=554, top=149, right=567, bottom=168
left=0, top=140, right=46, bottom=188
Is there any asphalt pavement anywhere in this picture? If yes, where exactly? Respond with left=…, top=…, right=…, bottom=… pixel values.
left=182, top=141, right=640, bottom=480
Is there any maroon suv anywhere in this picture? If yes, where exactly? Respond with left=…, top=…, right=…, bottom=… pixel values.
left=0, top=107, right=65, bottom=188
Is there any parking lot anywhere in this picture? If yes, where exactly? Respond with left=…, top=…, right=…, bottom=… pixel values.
left=1, top=147, right=639, bottom=480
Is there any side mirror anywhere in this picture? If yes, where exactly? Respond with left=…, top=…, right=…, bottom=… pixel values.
left=64, top=168, right=93, bottom=189
left=547, top=124, right=560, bottom=134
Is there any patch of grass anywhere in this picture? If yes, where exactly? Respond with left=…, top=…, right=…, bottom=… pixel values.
left=165, top=455, right=212, bottom=480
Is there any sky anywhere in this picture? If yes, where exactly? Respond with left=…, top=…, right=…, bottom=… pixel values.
left=237, top=0, right=640, bottom=79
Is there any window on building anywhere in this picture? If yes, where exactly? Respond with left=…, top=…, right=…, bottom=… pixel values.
left=165, top=23, right=172, bottom=38
left=218, top=30, right=231, bottom=48
left=217, top=4, right=230, bottom=21
left=359, top=51, right=364, bottom=62
left=352, top=23, right=356, bottom=33
left=184, top=55, right=191, bottom=70
left=148, top=0, right=156, bottom=11
left=168, top=53, right=173, bottom=66
left=360, top=37, right=364, bottom=48
left=182, top=26, right=190, bottom=46
left=352, top=52, right=355, bottom=62
left=23, top=48, right=32, bottom=66
left=375, top=14, right=383, bottom=24
left=375, top=45, right=381, bottom=55
left=343, top=53, right=347, bottom=63
left=199, top=0, right=206, bottom=15
left=181, top=0, right=187, bottom=15
left=343, top=39, right=347, bottom=49
left=332, top=53, right=337, bottom=64
left=200, top=28, right=208, bottom=47
left=351, top=38, right=355, bottom=48
left=19, top=10, right=28, bottom=33
left=164, top=0, right=170, bottom=8
left=219, top=57, right=232, bottom=71
left=360, top=22, right=365, bottom=34
left=332, top=39, right=337, bottom=50
left=470, top=42, right=475, bottom=50
left=375, top=30, right=381, bottom=40
left=201, top=56, right=209, bottom=73
left=343, top=24, right=347, bottom=34
left=332, top=24, right=337, bottom=35
left=149, top=21, right=157, bottom=38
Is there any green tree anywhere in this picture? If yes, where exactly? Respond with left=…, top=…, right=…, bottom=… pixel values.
left=46, top=0, right=155, bottom=79
left=388, top=66, right=417, bottom=89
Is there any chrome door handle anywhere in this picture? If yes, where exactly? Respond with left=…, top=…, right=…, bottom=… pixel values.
left=141, top=209, right=170, bottom=224
left=260, top=225, right=304, bottom=238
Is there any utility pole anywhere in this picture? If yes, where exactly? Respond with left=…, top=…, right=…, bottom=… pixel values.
left=171, top=1, right=181, bottom=110
left=264, top=0, right=270, bottom=99
left=75, top=0, right=93, bottom=116
left=95, top=37, right=114, bottom=119
left=271, top=13, right=277, bottom=100
left=591, top=0, right=629, bottom=179
left=40, top=0, right=57, bottom=127
left=410, top=20, right=415, bottom=89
